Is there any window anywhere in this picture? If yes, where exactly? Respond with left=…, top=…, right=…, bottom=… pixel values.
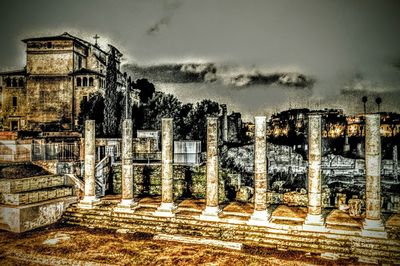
left=12, top=78, right=17, bottom=87
left=83, top=77, right=88, bottom=87
left=47, top=42, right=52, bottom=49
left=83, top=96, right=88, bottom=103
left=78, top=56, right=82, bottom=69
left=10, top=121, right=18, bottom=131
left=5, top=78, right=11, bottom=87
left=77, top=77, right=82, bottom=87
left=18, top=78, right=23, bottom=87
left=12, top=96, right=17, bottom=108
left=89, top=77, right=94, bottom=86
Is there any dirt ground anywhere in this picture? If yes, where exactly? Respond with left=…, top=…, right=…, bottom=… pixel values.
left=0, top=224, right=361, bottom=266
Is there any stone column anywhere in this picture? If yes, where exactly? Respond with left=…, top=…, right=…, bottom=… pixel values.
left=361, top=114, right=386, bottom=238
left=393, top=145, right=398, bottom=183
left=200, top=117, right=220, bottom=221
left=78, top=120, right=100, bottom=209
left=116, top=119, right=136, bottom=212
left=154, top=118, right=175, bottom=217
left=303, top=114, right=325, bottom=231
left=248, top=116, right=270, bottom=226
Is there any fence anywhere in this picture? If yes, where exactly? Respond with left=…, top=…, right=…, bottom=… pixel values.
left=32, top=142, right=80, bottom=162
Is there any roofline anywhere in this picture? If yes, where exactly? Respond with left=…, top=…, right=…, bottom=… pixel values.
left=0, top=69, right=26, bottom=76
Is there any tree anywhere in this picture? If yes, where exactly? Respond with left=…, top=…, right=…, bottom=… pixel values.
left=187, top=99, right=220, bottom=148
left=141, top=92, right=182, bottom=131
left=135, top=78, right=155, bottom=104
left=103, top=46, right=120, bottom=137
left=362, top=96, right=368, bottom=114
left=78, top=92, right=105, bottom=135
left=375, top=97, right=382, bottom=112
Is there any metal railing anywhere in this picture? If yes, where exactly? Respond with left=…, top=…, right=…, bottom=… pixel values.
left=32, top=142, right=80, bottom=162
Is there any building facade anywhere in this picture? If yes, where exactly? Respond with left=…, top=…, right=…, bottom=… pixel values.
left=0, top=32, right=125, bottom=131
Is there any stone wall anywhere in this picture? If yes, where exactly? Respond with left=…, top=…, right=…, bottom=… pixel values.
left=111, top=164, right=227, bottom=203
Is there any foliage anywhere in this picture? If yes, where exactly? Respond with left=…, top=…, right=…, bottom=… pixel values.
left=135, top=78, right=155, bottom=104
left=103, top=47, right=120, bottom=137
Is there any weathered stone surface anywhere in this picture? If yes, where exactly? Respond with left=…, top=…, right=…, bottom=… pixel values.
left=205, top=117, right=219, bottom=208
left=364, top=114, right=382, bottom=221
left=283, top=191, right=308, bottom=206
left=120, top=120, right=134, bottom=203
left=348, top=198, right=362, bottom=217
left=253, top=116, right=268, bottom=212
left=307, top=114, right=322, bottom=216
left=161, top=118, right=174, bottom=204
left=235, top=186, right=253, bottom=202
left=1, top=196, right=77, bottom=233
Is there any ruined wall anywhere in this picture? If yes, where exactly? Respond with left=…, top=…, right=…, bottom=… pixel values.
left=111, top=164, right=227, bottom=202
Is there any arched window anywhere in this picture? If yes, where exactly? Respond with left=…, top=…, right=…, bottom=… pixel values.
left=18, top=78, right=24, bottom=87
left=77, top=77, right=81, bottom=87
left=83, top=77, right=88, bottom=87
left=89, top=77, right=94, bottom=86
left=5, top=78, right=11, bottom=87
left=12, top=78, right=17, bottom=87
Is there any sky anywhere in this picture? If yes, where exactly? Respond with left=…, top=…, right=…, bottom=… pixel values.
left=1, top=0, right=399, bottom=120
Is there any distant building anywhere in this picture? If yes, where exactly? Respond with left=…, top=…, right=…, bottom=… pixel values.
left=0, top=32, right=129, bottom=131
left=347, top=112, right=400, bottom=137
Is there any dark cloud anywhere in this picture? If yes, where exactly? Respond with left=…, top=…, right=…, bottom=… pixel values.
left=123, top=63, right=313, bottom=88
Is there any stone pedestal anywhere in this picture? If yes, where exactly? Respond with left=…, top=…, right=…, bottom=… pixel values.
left=248, top=116, right=270, bottom=226
left=116, top=119, right=137, bottom=213
left=200, top=117, right=220, bottom=221
left=78, top=120, right=100, bottom=209
left=303, top=114, right=325, bottom=231
left=361, top=114, right=387, bottom=238
left=154, top=118, right=176, bottom=217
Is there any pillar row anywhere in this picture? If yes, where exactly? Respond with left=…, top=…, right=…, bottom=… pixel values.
left=362, top=114, right=386, bottom=238
left=154, top=118, right=175, bottom=217
left=303, top=114, right=325, bottom=231
left=248, top=116, right=270, bottom=226
left=78, top=120, right=100, bottom=209
left=200, top=117, right=220, bottom=220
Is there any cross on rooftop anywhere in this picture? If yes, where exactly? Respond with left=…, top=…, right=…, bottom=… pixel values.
left=93, top=34, right=100, bottom=46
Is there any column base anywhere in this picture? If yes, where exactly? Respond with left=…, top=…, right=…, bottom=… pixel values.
left=78, top=196, right=100, bottom=209
left=199, top=206, right=221, bottom=221
left=361, top=218, right=387, bottom=238
left=247, top=210, right=271, bottom=226
left=153, top=202, right=176, bottom=217
left=303, top=214, right=326, bottom=232
left=114, top=199, right=138, bottom=213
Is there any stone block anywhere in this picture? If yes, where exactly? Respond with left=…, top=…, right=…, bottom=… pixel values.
left=0, top=196, right=77, bottom=233
left=28, top=191, right=39, bottom=204
left=235, top=186, right=253, bottom=203
left=348, top=199, right=362, bottom=217
left=48, top=189, right=57, bottom=199
left=38, top=190, right=48, bottom=202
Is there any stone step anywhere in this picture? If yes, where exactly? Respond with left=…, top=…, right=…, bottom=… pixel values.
left=0, top=175, right=65, bottom=194
left=1, top=186, right=74, bottom=206
left=62, top=207, right=400, bottom=257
